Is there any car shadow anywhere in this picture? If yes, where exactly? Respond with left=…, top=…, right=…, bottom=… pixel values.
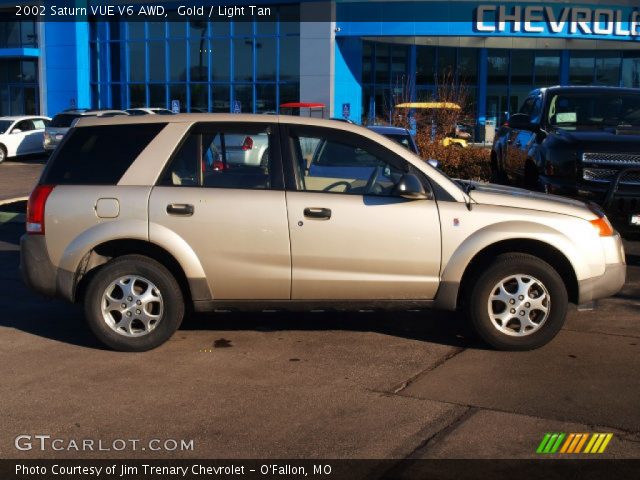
left=0, top=225, right=481, bottom=351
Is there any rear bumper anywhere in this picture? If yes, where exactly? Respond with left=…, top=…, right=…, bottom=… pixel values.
left=20, top=234, right=58, bottom=297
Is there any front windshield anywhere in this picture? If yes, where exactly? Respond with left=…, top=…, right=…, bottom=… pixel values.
left=0, top=120, right=13, bottom=134
left=547, top=92, right=640, bottom=130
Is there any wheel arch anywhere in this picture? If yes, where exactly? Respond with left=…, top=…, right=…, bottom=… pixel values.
left=457, top=238, right=579, bottom=309
left=73, top=238, right=206, bottom=306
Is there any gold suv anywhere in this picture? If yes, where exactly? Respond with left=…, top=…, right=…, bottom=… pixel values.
left=20, top=115, right=626, bottom=351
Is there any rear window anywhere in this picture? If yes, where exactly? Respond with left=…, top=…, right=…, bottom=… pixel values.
left=42, top=124, right=166, bottom=185
left=50, top=113, right=83, bottom=128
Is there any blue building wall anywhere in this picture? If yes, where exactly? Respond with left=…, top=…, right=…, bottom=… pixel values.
left=42, top=22, right=91, bottom=115
left=334, top=37, right=362, bottom=122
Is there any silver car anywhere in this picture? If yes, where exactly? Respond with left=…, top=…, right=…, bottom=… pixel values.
left=21, top=114, right=626, bottom=351
left=44, top=109, right=128, bottom=152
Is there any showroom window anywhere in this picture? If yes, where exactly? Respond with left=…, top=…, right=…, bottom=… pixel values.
left=89, top=4, right=300, bottom=113
left=0, top=59, right=39, bottom=116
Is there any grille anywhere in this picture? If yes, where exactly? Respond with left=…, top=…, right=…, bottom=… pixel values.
left=582, top=152, right=640, bottom=165
left=583, top=168, right=640, bottom=185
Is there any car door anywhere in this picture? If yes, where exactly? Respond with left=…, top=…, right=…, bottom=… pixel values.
left=282, top=125, right=442, bottom=300
left=148, top=122, right=291, bottom=299
left=10, top=120, right=33, bottom=155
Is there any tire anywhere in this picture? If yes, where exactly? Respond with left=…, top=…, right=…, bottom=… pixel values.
left=84, top=255, right=184, bottom=351
left=524, top=161, right=539, bottom=190
left=466, top=253, right=567, bottom=351
left=0, top=145, right=6, bottom=164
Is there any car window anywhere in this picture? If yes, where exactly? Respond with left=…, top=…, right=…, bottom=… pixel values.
left=288, top=127, right=407, bottom=196
left=0, top=120, right=12, bottom=134
left=50, top=113, right=82, bottom=128
left=13, top=120, right=34, bottom=132
left=160, top=124, right=274, bottom=190
left=32, top=119, right=47, bottom=129
left=42, top=124, right=166, bottom=185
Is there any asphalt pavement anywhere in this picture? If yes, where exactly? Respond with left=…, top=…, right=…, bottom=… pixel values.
left=0, top=158, right=639, bottom=461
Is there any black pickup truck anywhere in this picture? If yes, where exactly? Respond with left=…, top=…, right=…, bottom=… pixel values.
left=491, top=86, right=640, bottom=234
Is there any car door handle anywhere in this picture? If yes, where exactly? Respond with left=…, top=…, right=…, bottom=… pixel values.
left=304, top=207, right=332, bottom=219
left=166, top=203, right=194, bottom=216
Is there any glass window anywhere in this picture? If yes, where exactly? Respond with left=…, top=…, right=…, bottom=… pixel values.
left=438, top=47, right=456, bottom=78
left=534, top=52, right=560, bottom=86
left=211, top=39, right=230, bottom=82
left=128, top=42, right=146, bottom=82
left=279, top=83, right=299, bottom=106
left=32, top=118, right=47, bottom=130
left=233, top=85, right=253, bottom=113
left=190, top=84, right=208, bottom=112
left=160, top=125, right=273, bottom=190
left=149, top=84, right=166, bottom=107
left=21, top=60, right=37, bottom=83
left=391, top=45, right=408, bottom=85
left=256, top=37, right=277, bottom=81
left=569, top=53, right=594, bottom=85
left=363, top=42, right=373, bottom=84
left=256, top=84, right=276, bottom=113
left=280, top=36, right=299, bottom=82
left=0, top=22, right=20, bottom=47
left=279, top=4, right=300, bottom=35
left=375, top=44, right=389, bottom=84
left=111, top=83, right=123, bottom=109
left=211, top=85, right=230, bottom=112
left=148, top=21, right=165, bottom=39
left=211, top=21, right=230, bottom=37
left=510, top=50, right=534, bottom=85
left=110, top=43, right=124, bottom=82
left=190, top=39, right=208, bottom=82
left=487, top=49, right=509, bottom=84
left=127, top=22, right=145, bottom=41
left=233, top=21, right=253, bottom=37
left=190, top=21, right=208, bottom=39
left=233, top=38, right=253, bottom=82
left=21, top=21, right=37, bottom=47
left=169, top=39, right=187, bottom=82
left=44, top=124, right=166, bottom=185
left=148, top=41, right=166, bottom=82
left=288, top=130, right=407, bottom=196
left=547, top=92, right=640, bottom=129
left=416, top=46, right=435, bottom=84
left=129, top=85, right=146, bottom=108
left=595, top=53, right=621, bottom=86
left=458, top=49, right=477, bottom=81
left=622, top=53, right=640, bottom=88
left=168, top=16, right=186, bottom=38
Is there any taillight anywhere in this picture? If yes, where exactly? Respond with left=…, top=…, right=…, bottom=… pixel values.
left=241, top=136, right=253, bottom=151
left=212, top=160, right=228, bottom=171
left=26, top=185, right=55, bottom=235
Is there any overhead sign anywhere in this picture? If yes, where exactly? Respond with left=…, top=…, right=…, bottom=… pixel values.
left=475, top=5, right=640, bottom=37
left=342, top=103, right=350, bottom=119
left=171, top=99, right=180, bottom=114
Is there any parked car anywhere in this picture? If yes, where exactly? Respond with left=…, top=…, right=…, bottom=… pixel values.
left=0, top=116, right=51, bottom=163
left=21, top=114, right=625, bottom=352
left=44, top=109, right=128, bottom=152
left=367, top=125, right=420, bottom=155
left=491, top=86, right=640, bottom=234
left=125, top=108, right=174, bottom=116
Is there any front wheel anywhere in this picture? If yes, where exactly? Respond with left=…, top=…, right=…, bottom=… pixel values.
left=84, top=255, right=184, bottom=351
left=0, top=145, right=6, bottom=164
left=466, top=253, right=567, bottom=351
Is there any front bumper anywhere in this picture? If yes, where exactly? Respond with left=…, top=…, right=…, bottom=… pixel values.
left=578, top=262, right=626, bottom=304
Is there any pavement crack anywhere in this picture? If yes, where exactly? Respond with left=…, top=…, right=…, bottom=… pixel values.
left=404, top=406, right=478, bottom=459
left=391, top=347, right=465, bottom=395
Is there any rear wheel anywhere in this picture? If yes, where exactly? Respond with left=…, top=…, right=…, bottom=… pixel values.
left=84, top=255, right=184, bottom=351
left=0, top=144, right=6, bottom=164
left=466, top=253, right=567, bottom=351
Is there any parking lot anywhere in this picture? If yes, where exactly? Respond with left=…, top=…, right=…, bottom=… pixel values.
left=1, top=157, right=639, bottom=461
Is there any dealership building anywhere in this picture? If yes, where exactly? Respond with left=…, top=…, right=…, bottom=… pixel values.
left=1, top=0, right=640, bottom=139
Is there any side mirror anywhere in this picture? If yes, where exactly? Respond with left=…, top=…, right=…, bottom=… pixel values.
left=394, top=173, right=430, bottom=200
left=508, top=113, right=537, bottom=131
left=11, top=128, right=22, bottom=134
left=427, top=159, right=439, bottom=169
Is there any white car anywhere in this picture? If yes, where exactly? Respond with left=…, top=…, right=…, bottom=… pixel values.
left=0, top=116, right=51, bottom=163
left=125, top=108, right=174, bottom=116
